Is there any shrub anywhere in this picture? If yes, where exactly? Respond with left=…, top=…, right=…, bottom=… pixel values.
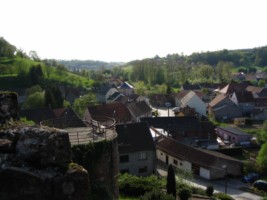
left=140, top=190, right=175, bottom=200
left=177, top=187, right=192, bottom=200
left=213, top=192, right=234, bottom=200
left=206, top=185, right=214, bottom=197
left=118, top=173, right=162, bottom=197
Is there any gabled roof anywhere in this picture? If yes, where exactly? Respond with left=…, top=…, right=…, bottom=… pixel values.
left=209, top=95, right=227, bottom=107
left=234, top=91, right=254, bottom=103
left=216, top=126, right=251, bottom=136
left=127, top=101, right=151, bottom=117
left=116, top=122, right=155, bottom=153
left=156, top=136, right=242, bottom=168
left=107, top=92, right=123, bottom=101
left=175, top=90, right=190, bottom=99
left=180, top=91, right=200, bottom=106
left=246, top=86, right=264, bottom=94
left=118, top=82, right=133, bottom=89
left=219, top=82, right=251, bottom=95
left=87, top=102, right=132, bottom=122
left=140, top=116, right=200, bottom=135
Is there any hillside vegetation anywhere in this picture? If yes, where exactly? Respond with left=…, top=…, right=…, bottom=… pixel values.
left=0, top=37, right=93, bottom=90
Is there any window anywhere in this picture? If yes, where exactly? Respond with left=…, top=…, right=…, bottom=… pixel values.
left=139, top=166, right=148, bottom=173
left=120, top=155, right=129, bottom=163
left=173, top=159, right=178, bottom=165
left=138, top=152, right=147, bottom=160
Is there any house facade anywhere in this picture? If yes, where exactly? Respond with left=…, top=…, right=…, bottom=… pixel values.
left=175, top=91, right=207, bottom=117
left=216, top=126, right=252, bottom=145
left=118, top=82, right=134, bottom=96
left=156, top=136, right=243, bottom=180
left=116, top=122, right=156, bottom=176
left=127, top=100, right=152, bottom=122
left=209, top=95, right=242, bottom=122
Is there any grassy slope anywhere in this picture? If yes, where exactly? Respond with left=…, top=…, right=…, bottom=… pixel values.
left=0, top=57, right=94, bottom=89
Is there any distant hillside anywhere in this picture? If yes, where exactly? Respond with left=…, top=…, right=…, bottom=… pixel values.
left=58, top=60, right=124, bottom=71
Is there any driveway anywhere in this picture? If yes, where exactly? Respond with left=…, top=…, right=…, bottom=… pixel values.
left=156, top=162, right=262, bottom=200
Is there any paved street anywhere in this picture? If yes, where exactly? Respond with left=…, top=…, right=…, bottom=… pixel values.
left=157, top=162, right=262, bottom=200
left=153, top=107, right=175, bottom=117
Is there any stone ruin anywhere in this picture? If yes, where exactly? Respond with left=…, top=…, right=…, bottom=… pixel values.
left=0, top=92, right=90, bottom=200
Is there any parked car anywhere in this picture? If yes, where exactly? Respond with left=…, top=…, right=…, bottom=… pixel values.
left=242, top=172, right=260, bottom=183
left=253, top=180, right=267, bottom=192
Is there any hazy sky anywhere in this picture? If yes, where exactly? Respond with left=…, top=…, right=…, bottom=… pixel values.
left=1, top=0, right=267, bottom=62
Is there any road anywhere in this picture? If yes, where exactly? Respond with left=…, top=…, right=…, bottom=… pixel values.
left=153, top=107, right=175, bottom=117
left=157, top=162, right=262, bottom=200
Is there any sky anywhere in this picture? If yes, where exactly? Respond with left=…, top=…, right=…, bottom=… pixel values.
left=1, top=0, right=267, bottom=62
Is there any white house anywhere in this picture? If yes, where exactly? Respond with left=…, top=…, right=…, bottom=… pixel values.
left=178, top=91, right=207, bottom=117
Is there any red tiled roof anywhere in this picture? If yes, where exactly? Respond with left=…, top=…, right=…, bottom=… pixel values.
left=246, top=86, right=264, bottom=94
left=87, top=102, right=132, bottom=122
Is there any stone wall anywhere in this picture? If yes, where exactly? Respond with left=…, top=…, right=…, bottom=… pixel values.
left=0, top=126, right=90, bottom=200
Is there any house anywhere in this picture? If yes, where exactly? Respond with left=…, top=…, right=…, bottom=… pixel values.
left=208, top=94, right=242, bottom=122
left=106, top=91, right=124, bottom=103
left=94, top=83, right=112, bottom=103
left=127, top=100, right=152, bottom=122
left=251, top=98, right=267, bottom=120
left=116, top=122, right=156, bottom=176
left=177, top=91, right=207, bottom=117
left=218, top=81, right=251, bottom=97
left=216, top=126, right=252, bottom=145
left=84, top=102, right=132, bottom=123
left=140, top=116, right=216, bottom=142
left=117, top=82, right=134, bottom=96
left=230, top=90, right=255, bottom=115
left=20, top=106, right=86, bottom=128
left=156, top=136, right=243, bottom=180
left=246, top=86, right=267, bottom=98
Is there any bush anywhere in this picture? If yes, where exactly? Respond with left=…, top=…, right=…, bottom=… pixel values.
left=140, top=190, right=175, bottom=200
left=206, top=185, right=214, bottom=197
left=118, top=173, right=162, bottom=197
left=177, top=187, right=192, bottom=200
left=213, top=192, right=234, bottom=200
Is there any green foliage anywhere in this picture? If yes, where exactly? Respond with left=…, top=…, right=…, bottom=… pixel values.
left=257, top=120, right=267, bottom=144
left=20, top=117, right=35, bottom=125
left=166, top=164, right=176, bottom=197
left=44, top=85, right=63, bottom=108
left=213, top=192, right=234, bottom=200
left=256, top=142, right=267, bottom=172
left=206, top=185, right=214, bottom=197
left=22, top=91, right=45, bottom=109
left=140, top=190, right=175, bottom=200
left=177, top=187, right=192, bottom=200
left=118, top=173, right=163, bottom=197
left=73, top=93, right=97, bottom=117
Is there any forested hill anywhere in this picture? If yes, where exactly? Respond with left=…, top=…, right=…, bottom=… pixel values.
left=58, top=60, right=124, bottom=71
left=129, top=46, right=267, bottom=67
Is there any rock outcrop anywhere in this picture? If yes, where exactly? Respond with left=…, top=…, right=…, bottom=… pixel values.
left=0, top=125, right=90, bottom=200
